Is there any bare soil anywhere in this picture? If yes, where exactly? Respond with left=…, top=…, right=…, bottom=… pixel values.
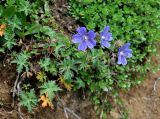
left=50, top=0, right=79, bottom=36
left=120, top=71, right=160, bottom=119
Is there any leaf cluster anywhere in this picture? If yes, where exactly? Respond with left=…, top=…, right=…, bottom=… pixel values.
left=0, top=0, right=55, bottom=50
left=20, top=89, right=38, bottom=112
left=20, top=81, right=61, bottom=112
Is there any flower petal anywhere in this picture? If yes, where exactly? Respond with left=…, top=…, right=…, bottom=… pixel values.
left=121, top=56, right=127, bottom=65
left=77, top=27, right=87, bottom=35
left=123, top=43, right=130, bottom=49
left=72, top=34, right=82, bottom=43
left=101, top=40, right=111, bottom=48
left=127, top=49, right=132, bottom=53
left=88, top=30, right=96, bottom=39
left=103, top=26, right=110, bottom=33
left=100, top=26, right=110, bottom=37
left=86, top=39, right=96, bottom=49
left=118, top=46, right=123, bottom=52
left=126, top=49, right=133, bottom=58
left=105, top=33, right=113, bottom=41
left=127, top=53, right=132, bottom=58
left=78, top=41, right=87, bottom=51
left=117, top=54, right=122, bottom=64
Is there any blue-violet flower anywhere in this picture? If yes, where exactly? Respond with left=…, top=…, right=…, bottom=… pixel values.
left=100, top=26, right=113, bottom=48
left=72, top=27, right=96, bottom=51
left=117, top=43, right=132, bottom=65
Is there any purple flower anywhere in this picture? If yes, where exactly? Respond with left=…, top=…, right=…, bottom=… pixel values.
left=72, top=27, right=96, bottom=51
left=100, top=26, right=113, bottom=48
left=117, top=43, right=132, bottom=65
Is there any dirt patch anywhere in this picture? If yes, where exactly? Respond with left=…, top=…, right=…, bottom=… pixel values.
left=0, top=62, right=18, bottom=119
left=35, top=93, right=98, bottom=119
left=50, top=0, right=79, bottom=35
left=119, top=71, right=160, bottom=119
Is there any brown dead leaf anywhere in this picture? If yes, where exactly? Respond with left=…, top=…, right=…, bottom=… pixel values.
left=30, top=63, right=41, bottom=74
left=21, top=71, right=33, bottom=79
left=0, top=24, right=6, bottom=37
left=39, top=93, right=54, bottom=109
left=58, top=75, right=73, bottom=91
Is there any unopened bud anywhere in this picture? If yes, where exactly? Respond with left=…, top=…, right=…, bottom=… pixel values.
left=115, top=40, right=124, bottom=48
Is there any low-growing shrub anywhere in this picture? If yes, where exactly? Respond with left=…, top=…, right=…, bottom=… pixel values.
left=68, top=0, right=160, bottom=116
left=69, top=0, right=160, bottom=63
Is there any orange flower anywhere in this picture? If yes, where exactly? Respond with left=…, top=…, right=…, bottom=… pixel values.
left=0, top=24, right=6, bottom=37
left=39, top=93, right=54, bottom=109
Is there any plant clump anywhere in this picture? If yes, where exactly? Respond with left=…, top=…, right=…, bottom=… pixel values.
left=0, top=0, right=159, bottom=119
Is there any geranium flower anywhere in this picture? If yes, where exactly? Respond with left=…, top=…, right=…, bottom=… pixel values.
left=0, top=24, right=6, bottom=37
left=117, top=43, right=132, bottom=65
left=72, top=27, right=96, bottom=51
left=100, top=26, right=113, bottom=48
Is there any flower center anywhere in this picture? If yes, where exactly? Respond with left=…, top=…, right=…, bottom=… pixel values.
left=84, top=35, right=88, bottom=40
left=120, top=51, right=124, bottom=56
left=101, top=36, right=105, bottom=39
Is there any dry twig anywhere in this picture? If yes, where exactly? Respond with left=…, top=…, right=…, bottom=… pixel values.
left=153, top=77, right=160, bottom=92
left=56, top=94, right=81, bottom=119
left=12, top=73, right=24, bottom=119
left=12, top=74, right=20, bottom=106
left=18, top=103, right=24, bottom=119
left=17, top=79, right=23, bottom=96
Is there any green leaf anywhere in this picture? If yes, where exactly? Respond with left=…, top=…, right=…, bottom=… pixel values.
left=6, top=0, right=15, bottom=5
left=3, top=28, right=16, bottom=49
left=40, top=81, right=61, bottom=100
left=38, top=58, right=51, bottom=72
left=44, top=1, right=50, bottom=16
left=11, top=51, right=31, bottom=73
left=16, top=0, right=31, bottom=15
left=0, top=5, right=3, bottom=16
left=20, top=89, right=38, bottom=112
left=24, top=23, right=42, bottom=36
left=8, top=15, right=22, bottom=30
left=48, top=63, right=57, bottom=76
left=0, top=48, right=4, bottom=53
left=2, top=6, right=15, bottom=18
left=40, top=26, right=55, bottom=39
left=74, top=78, right=85, bottom=90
